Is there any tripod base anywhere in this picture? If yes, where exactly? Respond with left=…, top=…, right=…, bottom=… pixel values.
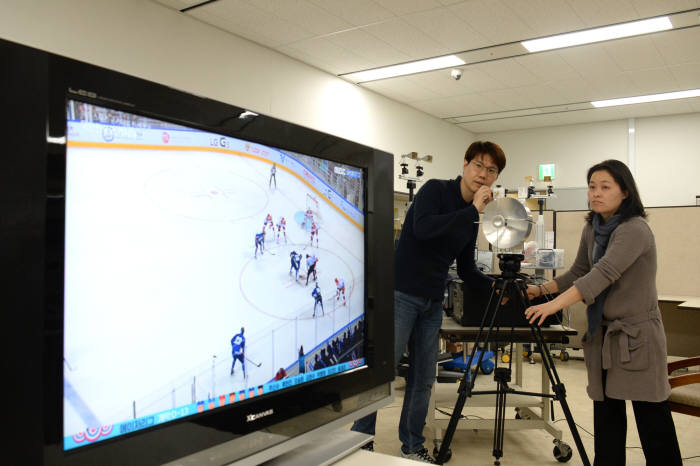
left=433, top=266, right=590, bottom=465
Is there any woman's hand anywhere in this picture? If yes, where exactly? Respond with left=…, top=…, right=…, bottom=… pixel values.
left=526, top=285, right=540, bottom=301
left=524, top=302, right=558, bottom=326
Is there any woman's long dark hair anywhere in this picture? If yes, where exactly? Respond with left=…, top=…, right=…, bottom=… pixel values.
left=586, top=159, right=647, bottom=223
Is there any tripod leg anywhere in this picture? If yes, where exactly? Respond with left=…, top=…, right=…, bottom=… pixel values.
left=436, top=279, right=508, bottom=464
left=492, top=383, right=506, bottom=465
left=515, top=281, right=591, bottom=466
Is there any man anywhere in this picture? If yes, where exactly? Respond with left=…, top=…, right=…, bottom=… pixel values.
left=351, top=141, right=506, bottom=463
left=305, top=253, right=318, bottom=286
left=230, top=327, right=246, bottom=378
left=289, top=250, right=301, bottom=281
left=312, top=283, right=324, bottom=317
left=269, top=162, right=277, bottom=188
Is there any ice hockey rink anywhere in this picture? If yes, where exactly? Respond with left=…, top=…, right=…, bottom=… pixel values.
left=62, top=142, right=365, bottom=436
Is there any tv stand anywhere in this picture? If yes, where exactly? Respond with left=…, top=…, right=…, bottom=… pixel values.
left=263, top=430, right=372, bottom=465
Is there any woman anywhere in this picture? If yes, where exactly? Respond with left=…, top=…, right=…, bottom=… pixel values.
left=524, top=160, right=681, bottom=465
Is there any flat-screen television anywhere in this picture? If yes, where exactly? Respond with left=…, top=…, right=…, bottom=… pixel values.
left=1, top=38, right=394, bottom=465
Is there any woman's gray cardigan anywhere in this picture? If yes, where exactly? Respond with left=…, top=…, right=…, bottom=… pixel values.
left=554, top=216, right=671, bottom=402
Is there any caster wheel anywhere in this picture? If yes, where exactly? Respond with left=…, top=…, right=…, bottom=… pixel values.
left=560, top=351, right=570, bottom=361
left=501, top=354, right=510, bottom=363
left=553, top=443, right=573, bottom=462
left=433, top=447, right=452, bottom=463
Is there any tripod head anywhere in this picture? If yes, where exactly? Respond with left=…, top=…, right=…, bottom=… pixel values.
left=498, top=253, right=523, bottom=278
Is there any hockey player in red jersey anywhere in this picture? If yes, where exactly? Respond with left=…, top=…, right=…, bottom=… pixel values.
left=276, top=216, right=287, bottom=244
left=335, top=277, right=346, bottom=306
left=263, top=213, right=274, bottom=234
left=310, top=221, right=319, bottom=247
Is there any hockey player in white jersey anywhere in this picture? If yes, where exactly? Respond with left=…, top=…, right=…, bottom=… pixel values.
left=309, top=221, right=319, bottom=247
left=276, top=216, right=287, bottom=244
left=334, top=277, right=347, bottom=306
left=263, top=213, right=274, bottom=233
left=303, top=208, right=313, bottom=229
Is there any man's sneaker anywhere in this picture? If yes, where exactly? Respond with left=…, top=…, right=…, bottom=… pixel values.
left=400, top=447, right=436, bottom=463
left=360, top=441, right=374, bottom=452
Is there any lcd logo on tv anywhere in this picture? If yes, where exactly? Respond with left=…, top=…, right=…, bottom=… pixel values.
left=246, top=408, right=274, bottom=423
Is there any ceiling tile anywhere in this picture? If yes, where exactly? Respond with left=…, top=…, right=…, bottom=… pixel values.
left=650, top=99, right=695, bottom=115
left=586, top=73, right=640, bottom=99
left=282, top=37, right=374, bottom=73
left=327, top=29, right=411, bottom=70
left=625, top=68, right=680, bottom=94
left=448, top=0, right=536, bottom=45
left=374, top=0, right=443, bottom=15
left=548, top=75, right=597, bottom=102
left=564, top=0, right=640, bottom=27
left=362, top=17, right=449, bottom=59
left=276, top=45, right=339, bottom=72
left=404, top=71, right=477, bottom=98
left=511, top=84, right=569, bottom=107
left=453, top=66, right=508, bottom=93
left=476, top=59, right=541, bottom=87
left=411, top=93, right=503, bottom=118
left=629, top=0, right=700, bottom=17
left=515, top=53, right=579, bottom=80
left=557, top=45, right=622, bottom=78
left=477, top=88, right=537, bottom=110
left=401, top=7, right=490, bottom=51
left=406, top=67, right=507, bottom=97
left=602, top=36, right=666, bottom=71
left=188, top=0, right=312, bottom=47
left=242, top=0, right=352, bottom=36
left=652, top=27, right=700, bottom=66
left=362, top=78, right=441, bottom=103
left=308, top=0, right=395, bottom=26
left=154, top=0, right=202, bottom=9
left=668, top=63, right=700, bottom=89
left=506, top=0, right=584, bottom=37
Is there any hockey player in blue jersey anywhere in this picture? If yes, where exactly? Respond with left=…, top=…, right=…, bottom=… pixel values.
left=230, top=327, right=246, bottom=377
left=289, top=250, right=301, bottom=280
left=254, top=230, right=265, bottom=258
left=312, top=284, right=324, bottom=317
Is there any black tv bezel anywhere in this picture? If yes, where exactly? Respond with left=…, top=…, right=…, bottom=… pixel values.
left=1, top=38, right=394, bottom=466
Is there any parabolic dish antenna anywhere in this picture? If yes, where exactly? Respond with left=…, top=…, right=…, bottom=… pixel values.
left=481, top=197, right=533, bottom=249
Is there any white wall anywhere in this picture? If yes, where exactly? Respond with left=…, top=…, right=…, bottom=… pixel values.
left=477, top=114, right=700, bottom=207
left=636, top=113, right=700, bottom=207
left=0, top=0, right=473, bottom=193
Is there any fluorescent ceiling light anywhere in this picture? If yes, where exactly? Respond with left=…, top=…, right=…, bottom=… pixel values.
left=522, top=16, right=672, bottom=52
left=343, top=55, right=465, bottom=83
left=591, top=89, right=700, bottom=107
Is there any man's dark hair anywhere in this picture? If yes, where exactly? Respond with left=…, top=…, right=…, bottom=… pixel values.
left=585, top=159, right=647, bottom=223
left=464, top=141, right=506, bottom=173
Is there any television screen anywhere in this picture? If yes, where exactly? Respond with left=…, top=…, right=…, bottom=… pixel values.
left=62, top=100, right=367, bottom=450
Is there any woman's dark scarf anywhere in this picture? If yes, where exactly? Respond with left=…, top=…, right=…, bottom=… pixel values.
left=587, top=213, right=622, bottom=336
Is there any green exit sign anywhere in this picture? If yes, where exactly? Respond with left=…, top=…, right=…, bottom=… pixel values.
left=539, top=163, right=555, bottom=180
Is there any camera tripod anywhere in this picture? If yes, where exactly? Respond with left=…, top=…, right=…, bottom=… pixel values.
left=435, top=254, right=590, bottom=466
